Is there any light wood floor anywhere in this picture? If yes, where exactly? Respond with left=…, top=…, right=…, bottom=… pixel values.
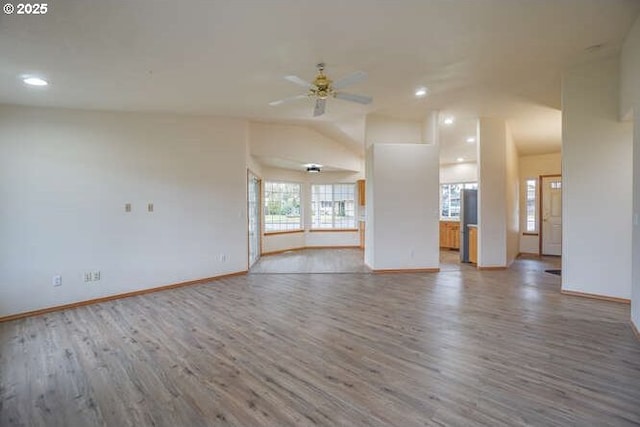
left=1, top=256, right=639, bottom=426
left=250, top=248, right=371, bottom=274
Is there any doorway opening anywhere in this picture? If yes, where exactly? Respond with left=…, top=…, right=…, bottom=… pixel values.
left=247, top=171, right=261, bottom=268
left=540, top=175, right=562, bottom=256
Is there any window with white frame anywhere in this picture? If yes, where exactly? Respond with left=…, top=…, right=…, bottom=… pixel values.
left=311, top=183, right=356, bottom=229
left=440, top=182, right=477, bottom=220
left=264, top=181, right=302, bottom=232
left=525, top=178, right=537, bottom=232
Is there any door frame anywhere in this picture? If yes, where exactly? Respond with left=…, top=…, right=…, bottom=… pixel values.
left=538, top=174, right=562, bottom=256
left=247, top=169, right=262, bottom=269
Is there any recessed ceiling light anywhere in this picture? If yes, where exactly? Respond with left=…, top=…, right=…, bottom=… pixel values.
left=466, top=137, right=476, bottom=143
left=457, top=157, right=464, bottom=162
left=443, top=116, right=454, bottom=125
left=303, top=163, right=323, bottom=168
left=414, top=87, right=428, bottom=97
left=23, top=77, right=48, bottom=86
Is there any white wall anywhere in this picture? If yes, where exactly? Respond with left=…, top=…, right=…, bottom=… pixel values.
left=440, top=162, right=478, bottom=184
left=478, top=118, right=508, bottom=267
left=621, top=14, right=640, bottom=327
left=518, top=153, right=562, bottom=254
left=0, top=105, right=249, bottom=317
left=562, top=56, right=633, bottom=299
left=250, top=122, right=362, bottom=172
left=505, top=125, right=520, bottom=264
left=365, top=115, right=424, bottom=145
left=260, top=166, right=362, bottom=254
left=366, top=144, right=439, bottom=270
left=621, top=15, right=640, bottom=119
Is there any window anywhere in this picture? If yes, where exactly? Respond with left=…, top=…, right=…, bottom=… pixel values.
left=264, top=181, right=302, bottom=232
left=440, top=182, right=477, bottom=220
left=311, top=184, right=356, bottom=229
left=526, top=179, right=537, bottom=232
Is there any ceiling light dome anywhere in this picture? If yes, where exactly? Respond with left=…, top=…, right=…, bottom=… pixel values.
left=23, top=77, right=48, bottom=86
left=415, top=87, right=428, bottom=97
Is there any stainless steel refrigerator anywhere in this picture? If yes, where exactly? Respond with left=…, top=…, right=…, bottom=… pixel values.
left=460, top=189, right=478, bottom=263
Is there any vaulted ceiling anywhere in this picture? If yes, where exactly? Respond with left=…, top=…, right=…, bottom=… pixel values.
left=1, top=0, right=639, bottom=160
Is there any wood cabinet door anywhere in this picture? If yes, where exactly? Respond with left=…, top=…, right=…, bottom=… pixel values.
left=469, top=227, right=478, bottom=264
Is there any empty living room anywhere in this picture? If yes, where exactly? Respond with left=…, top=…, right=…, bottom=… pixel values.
left=2, top=1, right=640, bottom=426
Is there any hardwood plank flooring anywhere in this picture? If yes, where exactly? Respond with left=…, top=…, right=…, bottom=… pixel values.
left=250, top=248, right=370, bottom=274
left=1, top=257, right=639, bottom=426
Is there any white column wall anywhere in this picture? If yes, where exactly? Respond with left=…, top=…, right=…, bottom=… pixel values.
left=364, top=112, right=440, bottom=271
left=562, top=56, right=633, bottom=299
left=505, top=125, right=520, bottom=265
left=621, top=15, right=640, bottom=327
left=478, top=118, right=508, bottom=267
left=368, top=144, right=440, bottom=270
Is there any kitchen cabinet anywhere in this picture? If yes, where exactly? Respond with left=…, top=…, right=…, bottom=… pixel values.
left=439, top=221, right=460, bottom=249
left=468, top=225, right=478, bottom=264
left=357, top=180, right=365, bottom=206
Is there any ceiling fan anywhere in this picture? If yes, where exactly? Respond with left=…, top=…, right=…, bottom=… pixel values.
left=269, top=63, right=373, bottom=117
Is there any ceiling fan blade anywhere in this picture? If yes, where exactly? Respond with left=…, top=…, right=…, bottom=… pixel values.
left=334, top=92, right=373, bottom=105
left=332, top=71, right=367, bottom=90
left=313, top=98, right=326, bottom=117
left=284, top=75, right=316, bottom=89
left=268, top=94, right=308, bottom=106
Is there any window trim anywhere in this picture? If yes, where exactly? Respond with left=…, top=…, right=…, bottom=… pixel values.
left=525, top=178, right=538, bottom=233
left=308, top=228, right=359, bottom=233
left=310, top=183, right=357, bottom=231
left=263, top=230, right=304, bottom=236
left=263, top=180, right=303, bottom=234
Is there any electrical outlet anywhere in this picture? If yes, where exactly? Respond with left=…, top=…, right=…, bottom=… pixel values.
left=52, top=275, right=62, bottom=287
left=219, top=254, right=228, bottom=262
left=83, top=272, right=92, bottom=283
left=148, top=203, right=154, bottom=212
left=92, top=271, right=101, bottom=281
left=125, top=203, right=132, bottom=212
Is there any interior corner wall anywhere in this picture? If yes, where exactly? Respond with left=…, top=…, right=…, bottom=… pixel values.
left=249, top=122, right=362, bottom=172
left=440, top=162, right=478, bottom=184
left=505, top=124, right=520, bottom=265
left=478, top=118, right=508, bottom=267
left=367, top=144, right=439, bottom=270
left=632, top=111, right=640, bottom=327
left=364, top=146, right=375, bottom=268
left=0, top=105, right=249, bottom=318
left=621, top=14, right=640, bottom=327
left=562, top=56, right=633, bottom=299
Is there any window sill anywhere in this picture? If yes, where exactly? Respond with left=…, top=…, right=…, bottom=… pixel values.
left=309, top=229, right=359, bottom=233
left=522, top=232, right=539, bottom=236
left=264, top=230, right=304, bottom=236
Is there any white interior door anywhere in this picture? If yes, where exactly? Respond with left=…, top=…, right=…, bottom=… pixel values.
left=541, top=176, right=562, bottom=256
left=248, top=172, right=261, bottom=268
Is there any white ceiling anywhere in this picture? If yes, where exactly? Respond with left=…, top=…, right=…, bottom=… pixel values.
left=439, top=116, right=478, bottom=165
left=1, top=0, right=639, bottom=162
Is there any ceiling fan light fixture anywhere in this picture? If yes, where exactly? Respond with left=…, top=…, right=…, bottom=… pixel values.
left=304, top=163, right=322, bottom=173
left=271, top=64, right=372, bottom=117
